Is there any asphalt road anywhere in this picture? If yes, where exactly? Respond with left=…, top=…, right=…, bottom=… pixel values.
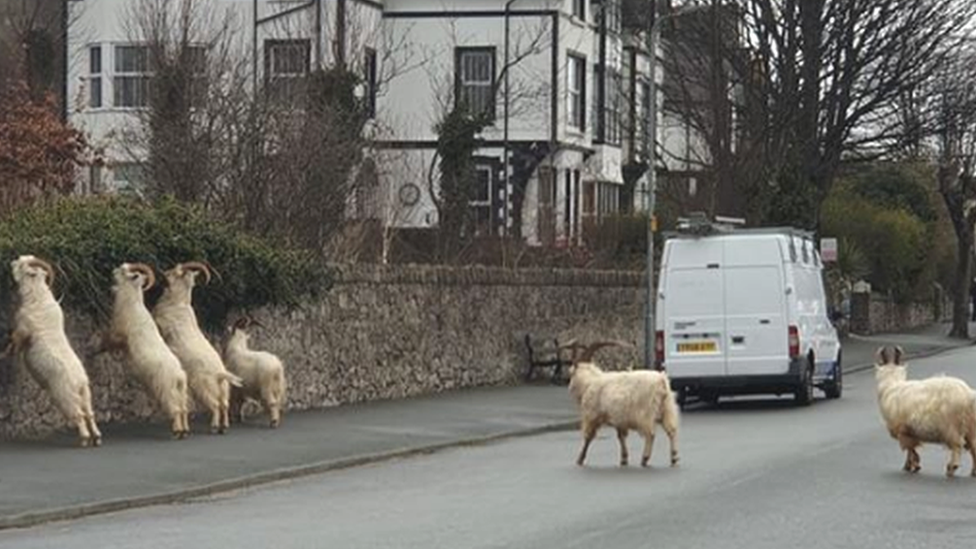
left=4, top=347, right=976, bottom=549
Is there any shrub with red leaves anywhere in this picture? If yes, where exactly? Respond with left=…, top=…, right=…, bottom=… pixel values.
left=0, top=82, right=86, bottom=217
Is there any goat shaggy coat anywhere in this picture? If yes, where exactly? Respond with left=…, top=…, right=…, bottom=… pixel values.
left=6, top=255, right=102, bottom=447
left=101, top=262, right=191, bottom=438
left=153, top=262, right=242, bottom=434
left=569, top=361, right=680, bottom=467
left=225, top=319, right=287, bottom=428
left=874, top=345, right=976, bottom=477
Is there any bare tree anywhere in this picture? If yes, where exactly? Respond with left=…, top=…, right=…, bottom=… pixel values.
left=424, top=15, right=551, bottom=261
left=661, top=0, right=975, bottom=230
left=915, top=47, right=976, bottom=338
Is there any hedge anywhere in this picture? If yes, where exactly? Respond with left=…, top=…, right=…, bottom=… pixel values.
left=0, top=196, right=332, bottom=332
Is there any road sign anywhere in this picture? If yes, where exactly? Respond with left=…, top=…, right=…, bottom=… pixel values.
left=821, top=238, right=838, bottom=262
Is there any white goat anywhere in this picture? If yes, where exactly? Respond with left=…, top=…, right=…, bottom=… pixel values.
left=93, top=262, right=190, bottom=438
left=874, top=345, right=976, bottom=477
left=224, top=317, right=287, bottom=428
left=3, top=255, right=102, bottom=447
left=567, top=341, right=680, bottom=468
left=152, top=261, right=242, bottom=434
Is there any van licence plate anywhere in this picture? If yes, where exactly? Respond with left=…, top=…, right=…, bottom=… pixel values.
left=677, top=341, right=718, bottom=353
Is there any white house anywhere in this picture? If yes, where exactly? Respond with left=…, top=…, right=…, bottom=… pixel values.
left=64, top=0, right=699, bottom=246
left=378, top=0, right=659, bottom=245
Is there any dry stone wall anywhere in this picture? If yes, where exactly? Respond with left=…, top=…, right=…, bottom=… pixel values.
left=0, top=264, right=645, bottom=440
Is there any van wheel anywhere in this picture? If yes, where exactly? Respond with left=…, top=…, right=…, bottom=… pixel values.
left=794, top=359, right=814, bottom=406
left=824, top=355, right=843, bottom=399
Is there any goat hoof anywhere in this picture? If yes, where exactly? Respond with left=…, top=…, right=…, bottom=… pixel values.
left=270, top=420, right=280, bottom=429
left=92, top=437, right=102, bottom=448
left=620, top=459, right=628, bottom=467
left=79, top=438, right=90, bottom=448
left=671, top=457, right=680, bottom=467
left=641, top=458, right=650, bottom=468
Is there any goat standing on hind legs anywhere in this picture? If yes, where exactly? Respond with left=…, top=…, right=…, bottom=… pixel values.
left=153, top=262, right=243, bottom=434
left=5, top=255, right=102, bottom=447
left=874, top=345, right=976, bottom=478
left=567, top=341, right=680, bottom=468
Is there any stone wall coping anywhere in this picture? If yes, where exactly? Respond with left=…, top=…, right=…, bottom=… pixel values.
left=328, top=263, right=645, bottom=287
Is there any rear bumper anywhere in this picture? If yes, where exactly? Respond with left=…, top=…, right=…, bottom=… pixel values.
left=668, top=358, right=806, bottom=397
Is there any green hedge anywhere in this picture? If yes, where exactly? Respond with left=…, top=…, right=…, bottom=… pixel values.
left=0, top=196, right=332, bottom=332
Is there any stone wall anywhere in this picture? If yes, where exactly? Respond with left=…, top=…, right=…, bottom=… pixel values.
left=0, top=265, right=646, bottom=440
left=849, top=290, right=952, bottom=335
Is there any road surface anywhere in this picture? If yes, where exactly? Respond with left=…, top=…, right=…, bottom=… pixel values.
left=3, top=347, right=976, bottom=548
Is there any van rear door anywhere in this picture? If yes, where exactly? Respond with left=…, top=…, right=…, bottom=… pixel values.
left=723, top=237, right=789, bottom=376
left=662, top=238, right=726, bottom=378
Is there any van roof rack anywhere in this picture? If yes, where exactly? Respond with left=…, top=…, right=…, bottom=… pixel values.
left=664, top=212, right=814, bottom=240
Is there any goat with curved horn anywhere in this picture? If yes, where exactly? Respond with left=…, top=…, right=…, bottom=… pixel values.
left=180, top=261, right=212, bottom=285
left=27, top=257, right=55, bottom=286
left=128, top=263, right=156, bottom=290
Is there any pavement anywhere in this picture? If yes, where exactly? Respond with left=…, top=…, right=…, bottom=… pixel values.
left=0, top=320, right=973, bottom=531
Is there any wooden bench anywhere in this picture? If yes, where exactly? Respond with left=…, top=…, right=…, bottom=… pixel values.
left=524, top=334, right=576, bottom=383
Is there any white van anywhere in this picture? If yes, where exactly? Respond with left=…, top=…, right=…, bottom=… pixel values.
left=655, top=218, right=842, bottom=407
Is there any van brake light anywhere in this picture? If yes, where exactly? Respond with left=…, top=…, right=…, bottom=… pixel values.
left=654, top=330, right=665, bottom=369
left=788, top=325, right=800, bottom=358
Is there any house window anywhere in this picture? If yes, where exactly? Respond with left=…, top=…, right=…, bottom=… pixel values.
left=456, top=47, right=496, bottom=120
left=605, top=0, right=622, bottom=34
left=471, top=165, right=493, bottom=235
left=572, top=0, right=586, bottom=20
left=593, top=65, right=603, bottom=140
left=641, top=80, right=652, bottom=156
left=538, top=166, right=556, bottom=245
left=88, top=46, right=102, bottom=108
left=265, top=39, right=311, bottom=104
left=364, top=48, right=377, bottom=118
left=568, top=54, right=586, bottom=130
left=114, top=45, right=151, bottom=108
left=112, top=162, right=147, bottom=196
left=605, top=70, right=622, bottom=145
left=185, top=46, right=208, bottom=108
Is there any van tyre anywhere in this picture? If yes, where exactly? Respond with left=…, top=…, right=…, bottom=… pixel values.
left=794, top=359, right=814, bottom=406
left=823, top=355, right=843, bottom=400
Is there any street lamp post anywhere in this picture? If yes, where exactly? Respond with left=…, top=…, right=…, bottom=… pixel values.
left=644, top=3, right=707, bottom=369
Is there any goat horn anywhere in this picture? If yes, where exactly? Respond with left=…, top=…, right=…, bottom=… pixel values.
left=247, top=316, right=266, bottom=329
left=129, top=263, right=156, bottom=291
left=894, top=346, right=904, bottom=366
left=232, top=317, right=249, bottom=330
left=181, top=261, right=212, bottom=285
left=28, top=258, right=55, bottom=286
left=876, top=346, right=890, bottom=365
left=578, top=340, right=634, bottom=363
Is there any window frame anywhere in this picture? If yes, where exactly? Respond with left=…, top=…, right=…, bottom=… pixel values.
left=264, top=39, right=312, bottom=105
left=455, top=46, right=497, bottom=121
left=113, top=44, right=152, bottom=108
left=88, top=45, right=102, bottom=108
left=364, top=47, right=378, bottom=119
left=567, top=53, right=586, bottom=130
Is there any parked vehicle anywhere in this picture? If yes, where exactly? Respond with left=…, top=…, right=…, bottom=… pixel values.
left=655, top=215, right=842, bottom=407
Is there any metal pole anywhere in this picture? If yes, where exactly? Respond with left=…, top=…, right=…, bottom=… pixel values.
left=644, top=11, right=660, bottom=370
left=503, top=0, right=518, bottom=237
left=644, top=4, right=708, bottom=369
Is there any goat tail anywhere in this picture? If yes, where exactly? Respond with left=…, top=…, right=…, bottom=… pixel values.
left=218, top=371, right=244, bottom=388
left=659, top=374, right=680, bottom=428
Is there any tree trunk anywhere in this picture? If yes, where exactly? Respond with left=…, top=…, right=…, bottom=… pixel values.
left=950, top=226, right=973, bottom=339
